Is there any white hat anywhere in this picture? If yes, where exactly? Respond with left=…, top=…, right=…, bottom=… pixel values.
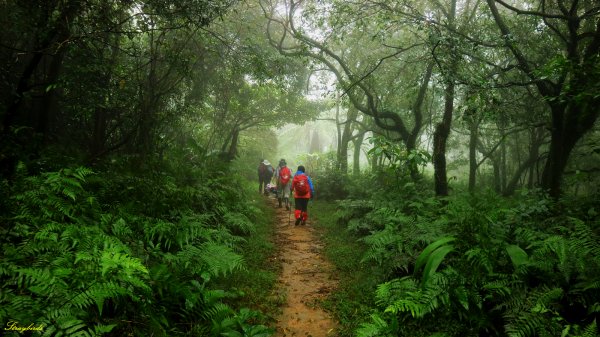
left=263, top=160, right=271, bottom=166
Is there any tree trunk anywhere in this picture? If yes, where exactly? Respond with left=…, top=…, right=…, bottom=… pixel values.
left=527, top=128, right=542, bottom=188
left=309, top=130, right=321, bottom=153
left=497, top=116, right=508, bottom=193
left=503, top=132, right=543, bottom=196
left=433, top=81, right=455, bottom=196
left=432, top=0, right=456, bottom=196
left=339, top=106, right=358, bottom=174
left=2, top=1, right=81, bottom=135
left=36, top=50, right=66, bottom=142
left=339, top=133, right=348, bottom=172
left=137, top=30, right=159, bottom=157
left=226, top=127, right=239, bottom=161
left=406, top=61, right=435, bottom=181
left=353, top=130, right=366, bottom=175
left=540, top=104, right=582, bottom=197
left=335, top=89, right=342, bottom=164
left=486, top=0, right=600, bottom=197
left=90, top=106, right=108, bottom=159
left=220, top=130, right=233, bottom=153
left=539, top=106, right=596, bottom=198
left=371, top=147, right=379, bottom=172
left=492, top=156, right=502, bottom=193
left=468, top=114, right=479, bottom=193
left=89, top=11, right=122, bottom=161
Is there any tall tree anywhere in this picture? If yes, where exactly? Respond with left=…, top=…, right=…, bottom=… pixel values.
left=485, top=0, right=600, bottom=197
left=0, top=0, right=236, bottom=175
left=431, top=0, right=458, bottom=196
left=261, top=0, right=435, bottom=180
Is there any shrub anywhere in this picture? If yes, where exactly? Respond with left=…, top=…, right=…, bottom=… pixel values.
left=337, top=188, right=600, bottom=337
left=0, top=164, right=272, bottom=337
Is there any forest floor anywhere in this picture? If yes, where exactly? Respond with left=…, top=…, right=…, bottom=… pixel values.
left=267, top=196, right=339, bottom=337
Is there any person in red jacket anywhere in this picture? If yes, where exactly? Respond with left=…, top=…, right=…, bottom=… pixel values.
left=275, top=159, right=292, bottom=209
left=291, top=165, right=314, bottom=226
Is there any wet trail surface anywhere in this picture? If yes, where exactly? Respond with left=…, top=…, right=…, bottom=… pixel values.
left=269, top=197, right=338, bottom=337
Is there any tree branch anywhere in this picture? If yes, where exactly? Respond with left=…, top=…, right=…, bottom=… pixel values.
left=486, top=0, right=558, bottom=98
left=494, top=0, right=566, bottom=19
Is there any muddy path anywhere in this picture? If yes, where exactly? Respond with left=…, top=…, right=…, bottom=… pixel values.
left=269, top=197, right=338, bottom=337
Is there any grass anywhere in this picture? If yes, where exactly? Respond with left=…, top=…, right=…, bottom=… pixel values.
left=220, top=193, right=284, bottom=326
left=311, top=200, right=383, bottom=337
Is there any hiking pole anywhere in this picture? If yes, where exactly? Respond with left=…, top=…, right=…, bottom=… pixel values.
left=288, top=197, right=291, bottom=226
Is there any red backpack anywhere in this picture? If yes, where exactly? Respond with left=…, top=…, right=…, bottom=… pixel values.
left=279, top=167, right=291, bottom=185
left=294, top=174, right=310, bottom=196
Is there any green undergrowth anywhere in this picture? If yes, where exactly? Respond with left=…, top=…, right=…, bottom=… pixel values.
left=0, top=160, right=275, bottom=337
left=338, top=185, right=600, bottom=337
left=311, top=168, right=600, bottom=337
left=220, top=196, right=282, bottom=324
left=311, top=201, right=384, bottom=337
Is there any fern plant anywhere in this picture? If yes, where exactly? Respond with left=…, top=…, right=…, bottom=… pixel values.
left=351, top=191, right=600, bottom=337
left=1, top=165, right=275, bottom=337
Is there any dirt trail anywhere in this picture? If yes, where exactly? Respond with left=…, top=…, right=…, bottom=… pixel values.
left=270, top=198, right=338, bottom=337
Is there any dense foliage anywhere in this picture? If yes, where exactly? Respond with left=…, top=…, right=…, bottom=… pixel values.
left=1, top=0, right=599, bottom=336
left=317, top=165, right=600, bottom=337
left=0, top=1, right=311, bottom=336
left=0, top=158, right=275, bottom=336
left=262, top=0, right=600, bottom=197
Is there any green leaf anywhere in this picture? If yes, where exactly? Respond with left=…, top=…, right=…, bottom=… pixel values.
left=422, top=245, right=454, bottom=285
left=506, top=244, right=528, bottom=268
left=415, top=237, right=455, bottom=273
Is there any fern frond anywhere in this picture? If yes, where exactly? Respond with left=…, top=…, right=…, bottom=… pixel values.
left=465, top=248, right=494, bottom=274
left=202, top=289, right=229, bottom=305
left=69, top=282, right=128, bottom=315
left=503, top=285, right=565, bottom=337
left=15, top=267, right=59, bottom=296
left=356, top=313, right=393, bottom=337
left=375, top=277, right=418, bottom=307
left=202, top=302, right=233, bottom=322
left=145, top=220, right=176, bottom=251
left=378, top=273, right=450, bottom=319
left=504, top=312, right=555, bottom=337
left=110, top=217, right=133, bottom=239
left=44, top=305, right=79, bottom=321
left=579, top=320, right=598, bottom=337
left=482, top=279, right=513, bottom=301
left=199, top=242, right=245, bottom=277
left=361, top=226, right=403, bottom=265
left=99, top=247, right=149, bottom=291
left=175, top=214, right=213, bottom=248
left=534, top=286, right=564, bottom=308
left=222, top=212, right=256, bottom=235
left=43, top=317, right=90, bottom=337
left=0, top=294, right=39, bottom=323
left=72, top=167, right=94, bottom=181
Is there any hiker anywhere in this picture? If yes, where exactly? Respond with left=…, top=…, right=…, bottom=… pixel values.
left=291, top=165, right=314, bottom=226
left=275, top=159, right=292, bottom=209
left=261, top=160, right=274, bottom=195
left=258, top=159, right=266, bottom=194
